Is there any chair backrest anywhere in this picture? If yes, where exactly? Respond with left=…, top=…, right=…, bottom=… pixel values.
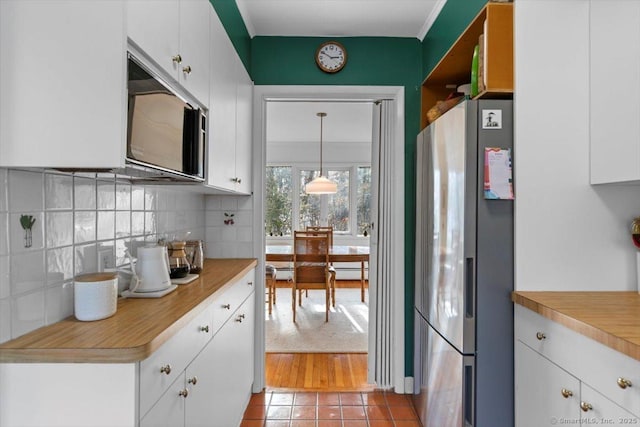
left=306, top=226, right=334, bottom=247
left=293, top=230, right=330, bottom=285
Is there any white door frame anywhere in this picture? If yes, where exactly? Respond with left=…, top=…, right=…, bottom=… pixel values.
left=251, top=85, right=405, bottom=393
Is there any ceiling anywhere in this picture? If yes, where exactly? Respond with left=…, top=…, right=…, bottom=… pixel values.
left=266, top=101, right=373, bottom=144
left=236, top=0, right=446, bottom=39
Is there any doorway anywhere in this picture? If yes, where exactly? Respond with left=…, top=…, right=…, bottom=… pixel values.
left=252, top=85, right=406, bottom=394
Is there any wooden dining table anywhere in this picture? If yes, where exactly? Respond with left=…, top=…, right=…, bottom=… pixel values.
left=265, top=245, right=370, bottom=302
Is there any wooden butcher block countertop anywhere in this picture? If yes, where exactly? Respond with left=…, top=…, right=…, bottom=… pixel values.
left=512, top=291, right=640, bottom=361
left=0, top=258, right=257, bottom=363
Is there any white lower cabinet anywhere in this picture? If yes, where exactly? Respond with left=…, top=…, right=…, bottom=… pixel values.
left=141, top=290, right=255, bottom=427
left=515, top=306, right=640, bottom=426
left=516, top=341, right=581, bottom=427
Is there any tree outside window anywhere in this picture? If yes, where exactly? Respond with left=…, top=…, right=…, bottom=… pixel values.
left=265, top=166, right=292, bottom=236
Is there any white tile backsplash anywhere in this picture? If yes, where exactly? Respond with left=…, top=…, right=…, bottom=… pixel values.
left=8, top=170, right=43, bottom=212
left=45, top=173, right=73, bottom=210
left=46, top=211, right=73, bottom=248
left=10, top=212, right=44, bottom=252
left=12, top=290, right=45, bottom=338
left=204, top=195, right=254, bottom=259
left=0, top=167, right=209, bottom=343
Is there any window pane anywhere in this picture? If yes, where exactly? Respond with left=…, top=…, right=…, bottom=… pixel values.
left=299, top=170, right=321, bottom=228
left=265, top=166, right=292, bottom=236
left=327, top=170, right=350, bottom=232
left=357, top=167, right=371, bottom=236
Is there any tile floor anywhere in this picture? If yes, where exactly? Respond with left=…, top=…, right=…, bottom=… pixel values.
left=241, top=391, right=422, bottom=427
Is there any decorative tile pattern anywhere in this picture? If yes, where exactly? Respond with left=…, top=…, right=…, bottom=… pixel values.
left=242, top=391, right=421, bottom=427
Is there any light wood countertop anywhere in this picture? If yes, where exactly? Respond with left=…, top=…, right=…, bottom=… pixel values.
left=0, top=258, right=257, bottom=363
left=512, top=291, right=640, bottom=361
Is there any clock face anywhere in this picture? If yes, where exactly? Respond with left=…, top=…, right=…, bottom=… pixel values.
left=316, top=42, right=347, bottom=73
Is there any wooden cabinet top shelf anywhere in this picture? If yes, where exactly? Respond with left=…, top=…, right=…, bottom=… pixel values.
left=421, top=2, right=513, bottom=129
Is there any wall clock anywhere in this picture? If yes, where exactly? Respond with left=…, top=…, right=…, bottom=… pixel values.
left=315, top=41, right=347, bottom=73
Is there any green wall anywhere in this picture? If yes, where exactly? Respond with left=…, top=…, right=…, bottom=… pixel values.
left=209, top=0, right=252, bottom=73
left=210, top=0, right=486, bottom=378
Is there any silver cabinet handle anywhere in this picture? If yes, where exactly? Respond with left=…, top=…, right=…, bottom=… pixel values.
left=536, top=332, right=546, bottom=341
left=231, top=177, right=242, bottom=184
left=617, top=377, right=633, bottom=389
left=199, top=325, right=209, bottom=333
left=235, top=314, right=245, bottom=323
left=160, top=364, right=172, bottom=375
left=222, top=303, right=231, bottom=310
left=247, top=281, right=253, bottom=286
left=172, top=54, right=182, bottom=64
left=188, top=376, right=198, bottom=386
left=179, top=389, right=189, bottom=398
left=561, top=388, right=573, bottom=398
left=580, top=401, right=593, bottom=412
left=182, top=65, right=192, bottom=74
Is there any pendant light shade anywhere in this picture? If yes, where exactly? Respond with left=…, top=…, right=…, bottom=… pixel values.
left=305, top=112, right=338, bottom=194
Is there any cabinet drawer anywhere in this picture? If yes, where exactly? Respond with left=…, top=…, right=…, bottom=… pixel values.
left=516, top=306, right=640, bottom=417
left=139, top=302, right=214, bottom=418
left=211, top=268, right=255, bottom=335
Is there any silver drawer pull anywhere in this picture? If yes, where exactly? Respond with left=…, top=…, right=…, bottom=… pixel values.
left=188, top=376, right=198, bottom=386
left=580, top=401, right=593, bottom=412
left=235, top=315, right=244, bottom=323
left=247, top=281, right=253, bottom=286
left=182, top=65, right=192, bottom=74
left=561, top=388, right=573, bottom=399
left=172, top=54, right=182, bottom=64
left=222, top=304, right=231, bottom=310
left=536, top=332, right=546, bottom=341
left=617, top=377, right=632, bottom=389
left=160, top=364, right=172, bottom=375
left=179, top=389, right=189, bottom=398
left=199, top=325, right=209, bottom=333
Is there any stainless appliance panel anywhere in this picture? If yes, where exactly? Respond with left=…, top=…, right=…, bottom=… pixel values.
left=426, top=103, right=473, bottom=353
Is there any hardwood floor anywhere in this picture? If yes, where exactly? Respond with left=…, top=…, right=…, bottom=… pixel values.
left=265, top=353, right=374, bottom=392
left=266, top=280, right=372, bottom=391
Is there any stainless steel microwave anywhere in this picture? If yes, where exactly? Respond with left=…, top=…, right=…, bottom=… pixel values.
left=126, top=54, right=206, bottom=181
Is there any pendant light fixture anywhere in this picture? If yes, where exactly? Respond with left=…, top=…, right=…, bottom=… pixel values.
left=305, top=112, right=337, bottom=194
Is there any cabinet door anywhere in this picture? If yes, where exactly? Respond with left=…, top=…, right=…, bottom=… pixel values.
left=209, top=294, right=255, bottom=427
left=127, top=0, right=180, bottom=80
left=0, top=0, right=126, bottom=168
left=184, top=339, right=216, bottom=427
left=580, top=383, right=639, bottom=427
left=515, top=341, right=580, bottom=427
left=234, top=58, right=253, bottom=195
left=207, top=10, right=238, bottom=191
left=141, top=372, right=186, bottom=427
left=179, top=0, right=210, bottom=106
left=590, top=0, right=640, bottom=184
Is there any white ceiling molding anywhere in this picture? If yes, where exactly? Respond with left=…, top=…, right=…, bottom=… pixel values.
left=234, top=0, right=256, bottom=38
left=418, top=0, right=447, bottom=41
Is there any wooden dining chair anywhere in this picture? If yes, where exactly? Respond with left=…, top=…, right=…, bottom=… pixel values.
left=305, top=226, right=336, bottom=306
left=292, top=230, right=333, bottom=322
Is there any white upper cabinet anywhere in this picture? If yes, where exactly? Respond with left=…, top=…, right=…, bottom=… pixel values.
left=207, top=10, right=253, bottom=194
left=0, top=0, right=126, bottom=168
left=590, top=0, right=640, bottom=184
left=127, top=0, right=210, bottom=106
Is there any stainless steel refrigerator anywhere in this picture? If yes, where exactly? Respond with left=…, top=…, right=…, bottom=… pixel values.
left=413, top=100, right=514, bottom=427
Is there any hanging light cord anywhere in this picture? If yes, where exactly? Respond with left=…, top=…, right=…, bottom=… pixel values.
left=317, top=112, right=326, bottom=176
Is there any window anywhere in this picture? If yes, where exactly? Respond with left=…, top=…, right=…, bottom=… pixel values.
left=266, top=166, right=370, bottom=238
left=265, top=166, right=292, bottom=237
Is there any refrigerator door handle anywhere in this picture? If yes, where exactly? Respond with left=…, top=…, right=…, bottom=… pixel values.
left=464, top=360, right=475, bottom=426
left=464, top=257, right=475, bottom=318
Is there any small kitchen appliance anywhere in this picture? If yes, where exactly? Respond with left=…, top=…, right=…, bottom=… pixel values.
left=125, top=246, right=173, bottom=294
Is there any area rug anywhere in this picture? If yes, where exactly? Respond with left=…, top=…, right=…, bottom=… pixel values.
left=265, top=288, right=368, bottom=353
